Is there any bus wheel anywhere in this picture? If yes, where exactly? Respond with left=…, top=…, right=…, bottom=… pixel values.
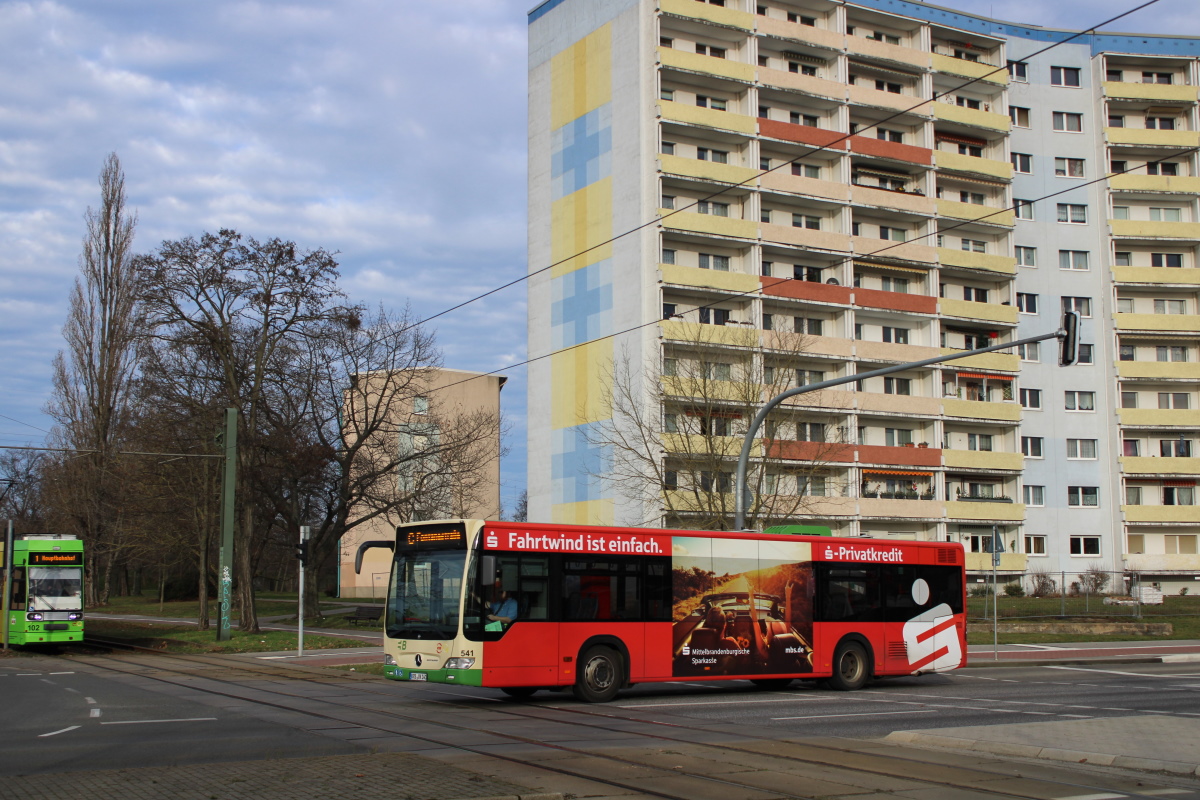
left=573, top=645, right=622, bottom=703
left=827, top=640, right=869, bottom=691
left=500, top=687, right=538, bottom=699
left=750, top=678, right=793, bottom=690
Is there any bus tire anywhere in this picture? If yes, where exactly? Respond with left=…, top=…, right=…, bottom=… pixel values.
left=500, top=687, right=538, bottom=699
left=573, top=645, right=622, bottom=703
left=827, top=640, right=869, bottom=691
left=750, top=678, right=793, bottom=690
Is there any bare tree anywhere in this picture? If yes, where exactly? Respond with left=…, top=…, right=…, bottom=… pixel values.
left=46, top=152, right=142, bottom=604
left=0, top=450, right=46, bottom=527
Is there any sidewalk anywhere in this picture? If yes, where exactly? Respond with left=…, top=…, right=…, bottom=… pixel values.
left=967, top=638, right=1200, bottom=666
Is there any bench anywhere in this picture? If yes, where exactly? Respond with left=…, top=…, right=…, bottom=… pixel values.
left=344, top=606, right=382, bottom=626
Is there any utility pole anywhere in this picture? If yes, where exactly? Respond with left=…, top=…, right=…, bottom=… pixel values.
left=2, top=519, right=12, bottom=650
left=297, top=525, right=310, bottom=657
left=217, top=408, right=237, bottom=642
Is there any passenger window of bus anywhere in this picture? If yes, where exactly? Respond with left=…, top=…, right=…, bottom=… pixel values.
left=881, top=566, right=920, bottom=619
left=645, top=559, right=672, bottom=621
left=921, top=566, right=964, bottom=613
left=822, top=568, right=869, bottom=621
left=518, top=556, right=549, bottom=620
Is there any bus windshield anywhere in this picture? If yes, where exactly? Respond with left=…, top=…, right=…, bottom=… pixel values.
left=28, top=567, right=83, bottom=611
left=387, top=549, right=464, bottom=640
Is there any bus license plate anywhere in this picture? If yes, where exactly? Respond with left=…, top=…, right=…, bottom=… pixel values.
left=410, top=672, right=427, bottom=681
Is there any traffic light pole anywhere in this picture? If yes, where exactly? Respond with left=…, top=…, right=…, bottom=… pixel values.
left=217, top=408, right=237, bottom=642
left=297, top=525, right=310, bottom=658
left=733, top=318, right=1077, bottom=530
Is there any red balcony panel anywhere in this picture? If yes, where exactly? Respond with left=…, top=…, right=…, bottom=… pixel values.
left=761, top=277, right=853, bottom=304
left=853, top=287, right=937, bottom=314
left=858, top=444, right=942, bottom=467
left=848, top=135, right=933, bottom=166
left=759, top=119, right=848, bottom=150
left=766, top=440, right=855, bottom=463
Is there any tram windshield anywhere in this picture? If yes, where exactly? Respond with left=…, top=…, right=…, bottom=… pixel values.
left=387, top=549, right=464, bottom=640
left=28, top=567, right=83, bottom=611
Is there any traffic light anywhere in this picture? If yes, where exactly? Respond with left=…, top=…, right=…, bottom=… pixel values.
left=1059, top=310, right=1079, bottom=366
left=295, top=540, right=309, bottom=565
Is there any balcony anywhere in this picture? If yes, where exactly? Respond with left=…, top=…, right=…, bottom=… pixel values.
left=848, top=84, right=931, bottom=115
left=1110, top=219, right=1200, bottom=241
left=943, top=449, right=1024, bottom=471
left=947, top=499, right=1025, bottom=522
left=855, top=340, right=941, bottom=363
left=937, top=248, right=1016, bottom=275
left=859, top=497, right=944, bottom=519
left=660, top=263, right=759, bottom=293
left=1121, top=456, right=1200, bottom=475
left=847, top=135, right=933, bottom=166
left=1117, top=361, right=1200, bottom=381
left=759, top=67, right=844, bottom=101
left=764, top=330, right=855, bottom=359
left=1124, top=553, right=1200, bottom=571
left=851, top=235, right=936, bottom=264
left=1123, top=505, right=1200, bottom=524
left=854, top=287, right=937, bottom=314
left=1115, top=312, right=1200, bottom=333
left=845, top=35, right=930, bottom=70
left=934, top=150, right=1013, bottom=180
left=761, top=171, right=850, bottom=202
left=965, top=553, right=1028, bottom=572
left=760, top=277, right=853, bottom=305
left=1106, top=127, right=1200, bottom=148
left=858, top=443, right=942, bottom=467
left=660, top=432, right=750, bottom=458
left=939, top=298, right=1019, bottom=325
left=659, top=100, right=756, bottom=135
left=856, top=393, right=941, bottom=416
left=934, top=102, right=1010, bottom=133
left=766, top=440, right=855, bottom=463
left=1118, top=408, right=1200, bottom=427
left=939, top=349, right=1019, bottom=372
left=1112, top=267, right=1200, bottom=285
left=1102, top=81, right=1199, bottom=103
left=659, top=153, right=759, bottom=186
left=1108, top=173, right=1200, bottom=194
left=943, top=398, right=1021, bottom=422
left=658, top=47, right=754, bottom=83
left=758, top=119, right=848, bottom=149
left=931, top=53, right=1007, bottom=86
left=850, top=184, right=936, bottom=214
left=755, top=17, right=844, bottom=51
left=936, top=198, right=1014, bottom=227
left=659, top=319, right=758, bottom=347
left=660, top=0, right=753, bottom=30
left=660, top=209, right=758, bottom=240
left=763, top=222, right=851, bottom=253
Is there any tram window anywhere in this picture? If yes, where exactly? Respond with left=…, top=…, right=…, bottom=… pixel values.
left=10, top=568, right=24, bottom=606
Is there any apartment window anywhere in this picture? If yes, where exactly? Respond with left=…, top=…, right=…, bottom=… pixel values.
left=762, top=313, right=773, bottom=331
left=661, top=87, right=675, bottom=101
left=1143, top=71, right=1173, bottom=85
left=967, top=433, right=993, bottom=451
left=761, top=208, right=772, bottom=224
left=1055, top=158, right=1085, bottom=177
left=1121, top=391, right=1138, bottom=408
left=1010, top=106, right=1030, bottom=127
left=1068, top=487, right=1099, bottom=507
left=1159, top=392, right=1190, bottom=409
left=661, top=248, right=676, bottom=265
left=1125, top=485, right=1142, bottom=505
left=1065, top=391, right=1095, bottom=411
left=1108, top=115, right=1125, bottom=127
left=1111, top=160, right=1127, bottom=173
left=1025, top=535, right=1047, bottom=555
left=1117, top=297, right=1134, bottom=313
left=700, top=471, right=733, bottom=493
left=793, top=163, right=820, bottom=179
left=1165, top=533, right=1199, bottom=553
left=1114, top=251, right=1132, bottom=266
left=1057, top=204, right=1087, bottom=223
left=955, top=96, right=981, bottom=110
left=1147, top=161, right=1180, bottom=176
left=794, top=317, right=823, bottom=336
left=957, top=143, right=984, bottom=157
left=791, top=63, right=818, bottom=76
left=696, top=95, right=727, bottom=111
left=661, top=141, right=676, bottom=156
left=662, top=357, right=678, bottom=377
left=885, top=428, right=914, bottom=447
left=1051, top=66, right=1082, bottom=87
left=761, top=260, right=772, bottom=277
left=1059, top=250, right=1089, bottom=270
left=663, top=413, right=679, bottom=434
left=962, top=286, right=988, bottom=302
left=1078, top=344, right=1094, bottom=364
left=882, top=326, right=909, bottom=344
left=1018, top=342, right=1040, bottom=362
left=1021, top=436, right=1043, bottom=458
left=1146, top=116, right=1177, bottom=130
left=1023, top=485, right=1045, bottom=506
left=698, top=253, right=730, bottom=271
left=875, top=80, right=902, bottom=94
left=760, top=155, right=770, bottom=170
left=796, top=369, right=824, bottom=386
left=1011, top=153, right=1032, bottom=173
left=959, top=191, right=985, bottom=205
left=1016, top=246, right=1037, bottom=267
left=758, top=104, right=770, bottom=118
left=663, top=469, right=678, bottom=490
left=1020, top=388, right=1042, bottom=409
left=793, top=213, right=821, bottom=230
left=791, top=112, right=819, bottom=127
left=961, top=239, right=987, bottom=253
left=662, top=303, right=676, bottom=320
left=1106, top=69, right=1123, bottom=82
left=697, top=147, right=729, bottom=164
left=694, top=44, right=726, bottom=59
left=1062, top=296, right=1092, bottom=317
left=1112, top=205, right=1130, bottom=219
left=877, top=128, right=903, bottom=143
left=706, top=362, right=732, bottom=381
left=1015, top=200, right=1034, bottom=220
left=1053, top=112, right=1084, bottom=132
left=1155, top=298, right=1187, bottom=315
left=1067, top=439, right=1098, bottom=459
left=1152, top=253, right=1184, bottom=268
left=661, top=195, right=675, bottom=210
left=883, top=377, right=911, bottom=395
left=881, top=276, right=908, bottom=293
left=1069, top=536, right=1101, bottom=555
left=1161, top=439, right=1193, bottom=458
left=1119, top=344, right=1136, bottom=361
left=1008, top=61, right=1028, bottom=82
left=1150, top=207, right=1183, bottom=222
left=879, top=226, right=906, bottom=242
left=1016, top=293, right=1038, bottom=314
left=696, top=201, right=729, bottom=216
left=1157, top=345, right=1188, bottom=362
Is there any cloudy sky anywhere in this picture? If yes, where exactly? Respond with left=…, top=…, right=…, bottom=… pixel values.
left=0, top=0, right=1196, bottom=511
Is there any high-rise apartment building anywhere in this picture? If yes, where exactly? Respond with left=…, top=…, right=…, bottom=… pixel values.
left=527, top=0, right=1200, bottom=592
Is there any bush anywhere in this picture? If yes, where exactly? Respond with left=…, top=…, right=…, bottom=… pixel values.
left=1003, top=582, right=1025, bottom=597
left=1028, top=568, right=1057, bottom=597
left=1079, top=565, right=1111, bottom=594
left=969, top=584, right=993, bottom=597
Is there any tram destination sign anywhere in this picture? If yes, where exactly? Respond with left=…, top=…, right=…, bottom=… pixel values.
left=29, top=552, right=83, bottom=566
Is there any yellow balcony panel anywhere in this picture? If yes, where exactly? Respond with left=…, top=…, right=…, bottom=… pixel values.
left=761, top=170, right=850, bottom=202
left=658, top=46, right=755, bottom=83
left=936, top=198, right=1014, bottom=227
left=1117, top=361, right=1200, bottom=381
left=660, top=263, right=760, bottom=293
left=1118, top=408, right=1200, bottom=427
left=1124, top=553, right=1200, bottom=571
left=660, top=209, right=758, bottom=239
left=943, top=398, right=1021, bottom=422
left=1110, top=219, right=1200, bottom=240
left=765, top=331, right=855, bottom=358
left=851, top=185, right=936, bottom=214
left=763, top=222, right=851, bottom=253
left=943, top=449, right=1024, bottom=471
left=659, top=153, right=759, bottom=186
left=795, top=497, right=858, bottom=517
left=755, top=16, right=844, bottom=51
left=859, top=498, right=945, bottom=519
left=758, top=67, right=844, bottom=101
left=855, top=340, right=941, bottom=363
left=1123, top=505, right=1200, bottom=524
left=934, top=150, right=1013, bottom=180
left=1121, top=456, right=1200, bottom=475
left=1106, top=127, right=1200, bottom=148
left=660, top=432, right=751, bottom=458
left=847, top=84, right=931, bottom=115
left=781, top=388, right=856, bottom=410
left=1113, top=266, right=1200, bottom=285
left=659, top=100, right=757, bottom=134
left=660, top=0, right=754, bottom=29
left=931, top=53, right=1007, bottom=85
left=1103, top=81, right=1199, bottom=103
left=659, top=319, right=759, bottom=348
left=851, top=235, right=936, bottom=265
left=947, top=500, right=1025, bottom=522
left=933, top=102, right=1010, bottom=133
left=940, top=348, right=1020, bottom=372
left=846, top=36, right=930, bottom=70
left=966, top=553, right=1027, bottom=572
left=856, top=393, right=941, bottom=416
left=1115, top=312, right=1200, bottom=333
left=938, top=248, right=1017, bottom=275
left=940, top=297, right=1018, bottom=325
left=1108, top=173, right=1200, bottom=194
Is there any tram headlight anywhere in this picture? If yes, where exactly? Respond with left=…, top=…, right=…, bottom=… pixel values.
left=27, top=612, right=43, bottom=621
left=383, top=654, right=396, bottom=666
left=444, top=658, right=475, bottom=669
left=68, top=612, right=83, bottom=621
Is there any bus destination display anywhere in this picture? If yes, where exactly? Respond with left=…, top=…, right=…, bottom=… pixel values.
left=403, top=525, right=467, bottom=547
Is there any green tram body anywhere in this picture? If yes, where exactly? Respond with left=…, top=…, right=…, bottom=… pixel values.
left=2, top=535, right=85, bottom=645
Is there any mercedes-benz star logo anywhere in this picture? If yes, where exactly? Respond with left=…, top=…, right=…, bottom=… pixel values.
left=414, top=654, right=422, bottom=667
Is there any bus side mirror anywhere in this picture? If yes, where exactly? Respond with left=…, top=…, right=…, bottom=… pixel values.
left=354, top=541, right=395, bottom=574
left=480, top=555, right=496, bottom=585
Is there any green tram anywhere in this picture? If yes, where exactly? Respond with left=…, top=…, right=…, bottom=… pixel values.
left=2, top=534, right=85, bottom=645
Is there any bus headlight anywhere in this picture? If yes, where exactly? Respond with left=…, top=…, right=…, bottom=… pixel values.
left=68, top=612, right=83, bottom=621
left=383, top=654, right=396, bottom=666
left=444, top=658, right=475, bottom=669
left=27, top=612, right=43, bottom=621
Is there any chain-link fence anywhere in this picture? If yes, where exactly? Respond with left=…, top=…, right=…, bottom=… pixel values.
left=967, top=569, right=1200, bottom=622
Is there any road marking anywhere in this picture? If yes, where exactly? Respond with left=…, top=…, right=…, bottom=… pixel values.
left=1048, top=666, right=1200, bottom=680
left=40, top=679, right=55, bottom=684
left=16, top=673, right=41, bottom=677
left=38, top=726, right=80, bottom=738
left=1060, top=714, right=1093, bottom=718
left=49, top=672, right=75, bottom=675
left=100, top=718, right=217, bottom=725
left=64, top=688, right=80, bottom=694
left=1057, top=794, right=1128, bottom=800
left=773, top=710, right=936, bottom=721
left=89, top=709, right=101, bottom=718
left=85, top=697, right=97, bottom=704
left=620, top=696, right=827, bottom=709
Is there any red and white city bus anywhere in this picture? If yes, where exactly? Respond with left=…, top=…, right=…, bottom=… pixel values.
left=359, top=519, right=965, bottom=702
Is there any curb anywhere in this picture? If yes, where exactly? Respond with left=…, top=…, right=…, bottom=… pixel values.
left=964, top=656, right=1167, bottom=668
left=448, top=795, right=564, bottom=800
left=884, top=731, right=1200, bottom=778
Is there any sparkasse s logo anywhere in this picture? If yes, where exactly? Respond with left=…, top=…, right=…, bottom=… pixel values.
left=485, top=532, right=499, bottom=548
